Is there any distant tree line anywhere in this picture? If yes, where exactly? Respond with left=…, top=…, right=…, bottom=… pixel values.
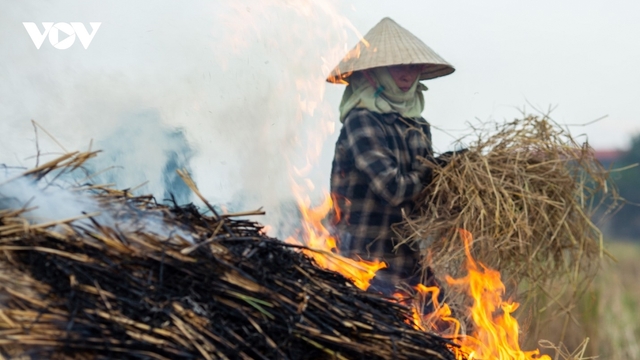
left=607, top=134, right=640, bottom=241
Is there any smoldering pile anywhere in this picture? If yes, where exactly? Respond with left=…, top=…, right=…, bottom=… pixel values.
left=0, top=152, right=458, bottom=360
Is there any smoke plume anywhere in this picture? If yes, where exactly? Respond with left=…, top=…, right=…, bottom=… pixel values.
left=0, top=0, right=354, bottom=237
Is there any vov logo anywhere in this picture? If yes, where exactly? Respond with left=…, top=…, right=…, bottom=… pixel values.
left=23, top=22, right=101, bottom=49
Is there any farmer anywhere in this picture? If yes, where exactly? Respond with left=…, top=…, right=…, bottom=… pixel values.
left=327, top=17, right=455, bottom=295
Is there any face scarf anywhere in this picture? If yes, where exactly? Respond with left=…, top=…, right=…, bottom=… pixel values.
left=338, top=67, right=428, bottom=123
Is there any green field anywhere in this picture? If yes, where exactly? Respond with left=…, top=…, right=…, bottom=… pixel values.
left=522, top=241, right=640, bottom=359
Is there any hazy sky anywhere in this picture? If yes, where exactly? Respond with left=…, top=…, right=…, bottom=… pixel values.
left=345, top=0, right=640, bottom=150
left=1, top=0, right=639, bottom=217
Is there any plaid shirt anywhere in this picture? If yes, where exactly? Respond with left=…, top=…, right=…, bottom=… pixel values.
left=330, top=109, right=434, bottom=286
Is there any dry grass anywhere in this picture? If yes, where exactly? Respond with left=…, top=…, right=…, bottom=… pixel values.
left=522, top=240, right=640, bottom=360
left=399, top=115, right=620, bottom=342
left=0, top=151, right=457, bottom=359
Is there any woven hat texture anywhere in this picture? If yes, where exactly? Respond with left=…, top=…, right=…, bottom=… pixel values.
left=327, top=17, right=455, bottom=83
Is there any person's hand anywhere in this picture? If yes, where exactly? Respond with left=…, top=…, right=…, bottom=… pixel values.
left=435, top=148, right=468, bottom=167
left=412, top=156, right=434, bottom=183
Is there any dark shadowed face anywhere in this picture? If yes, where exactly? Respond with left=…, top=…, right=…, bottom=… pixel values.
left=387, top=64, right=424, bottom=92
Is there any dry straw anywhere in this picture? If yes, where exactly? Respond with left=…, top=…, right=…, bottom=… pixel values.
left=0, top=151, right=456, bottom=360
left=399, top=115, right=620, bottom=339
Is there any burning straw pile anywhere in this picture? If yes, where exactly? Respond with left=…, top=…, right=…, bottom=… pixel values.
left=401, top=115, right=618, bottom=327
left=0, top=152, right=457, bottom=360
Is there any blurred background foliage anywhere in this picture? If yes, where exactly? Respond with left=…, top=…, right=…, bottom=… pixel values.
left=607, top=134, right=640, bottom=240
left=521, top=134, right=640, bottom=359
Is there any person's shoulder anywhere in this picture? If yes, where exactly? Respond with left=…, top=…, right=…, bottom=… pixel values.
left=414, top=116, right=430, bottom=126
left=343, top=109, right=384, bottom=128
left=344, top=109, right=383, bottom=122
left=412, top=117, right=431, bottom=131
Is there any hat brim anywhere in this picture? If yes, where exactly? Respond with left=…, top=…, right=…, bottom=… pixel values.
left=326, top=17, right=456, bottom=85
left=327, top=63, right=455, bottom=84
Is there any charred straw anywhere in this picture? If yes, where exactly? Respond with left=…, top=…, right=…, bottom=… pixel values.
left=0, top=153, right=459, bottom=360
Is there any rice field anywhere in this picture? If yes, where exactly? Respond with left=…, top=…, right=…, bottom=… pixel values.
left=521, top=240, right=640, bottom=359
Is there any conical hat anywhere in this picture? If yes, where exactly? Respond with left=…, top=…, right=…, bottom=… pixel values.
left=327, top=17, right=455, bottom=84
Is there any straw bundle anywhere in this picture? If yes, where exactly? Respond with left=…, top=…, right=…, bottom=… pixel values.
left=400, top=115, right=618, bottom=315
left=0, top=152, right=457, bottom=360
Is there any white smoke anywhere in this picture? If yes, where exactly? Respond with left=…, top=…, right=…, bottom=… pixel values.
left=0, top=0, right=358, bottom=238
left=91, top=109, right=194, bottom=204
left=0, top=170, right=99, bottom=224
left=0, top=168, right=194, bottom=241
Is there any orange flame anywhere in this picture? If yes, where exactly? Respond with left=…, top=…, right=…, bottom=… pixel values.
left=402, top=229, right=551, bottom=360
left=285, top=194, right=386, bottom=291
left=287, top=193, right=550, bottom=358
left=285, top=189, right=552, bottom=358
